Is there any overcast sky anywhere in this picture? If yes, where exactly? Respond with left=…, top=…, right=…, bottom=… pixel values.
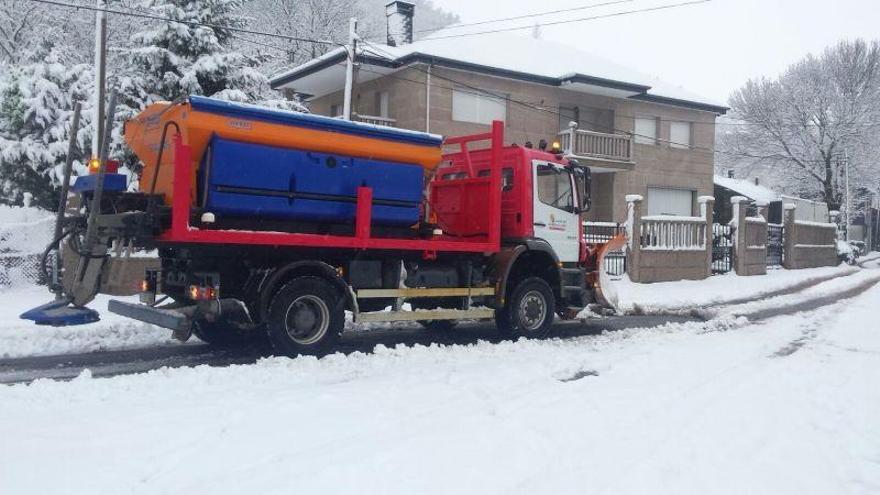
left=427, top=0, right=880, bottom=104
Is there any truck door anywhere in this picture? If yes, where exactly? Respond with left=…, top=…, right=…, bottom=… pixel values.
left=532, top=161, right=580, bottom=262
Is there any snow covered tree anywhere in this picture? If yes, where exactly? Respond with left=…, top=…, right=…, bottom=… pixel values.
left=242, top=0, right=458, bottom=75
left=0, top=0, right=44, bottom=65
left=0, top=42, right=95, bottom=209
left=121, top=0, right=266, bottom=104
left=720, top=39, right=880, bottom=216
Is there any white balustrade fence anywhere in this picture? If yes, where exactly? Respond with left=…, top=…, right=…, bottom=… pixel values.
left=639, top=215, right=708, bottom=251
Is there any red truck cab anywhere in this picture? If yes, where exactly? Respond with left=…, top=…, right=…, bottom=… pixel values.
left=432, top=145, right=589, bottom=264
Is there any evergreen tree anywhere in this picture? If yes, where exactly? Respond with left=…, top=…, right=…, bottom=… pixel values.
left=121, top=0, right=265, bottom=109
left=0, top=42, right=93, bottom=209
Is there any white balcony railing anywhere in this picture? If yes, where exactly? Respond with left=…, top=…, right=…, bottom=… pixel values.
left=332, top=114, right=398, bottom=127
left=558, top=125, right=633, bottom=165
left=355, top=114, right=397, bottom=127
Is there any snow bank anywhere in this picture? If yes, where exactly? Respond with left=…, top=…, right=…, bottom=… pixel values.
left=1, top=286, right=878, bottom=494
left=0, top=286, right=176, bottom=358
left=614, top=263, right=857, bottom=313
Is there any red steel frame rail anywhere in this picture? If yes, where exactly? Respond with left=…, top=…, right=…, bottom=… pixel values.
left=158, top=121, right=504, bottom=254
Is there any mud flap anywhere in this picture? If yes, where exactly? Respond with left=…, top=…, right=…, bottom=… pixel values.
left=593, top=234, right=627, bottom=312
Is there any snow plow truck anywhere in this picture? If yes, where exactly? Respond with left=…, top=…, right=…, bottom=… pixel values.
left=21, top=96, right=625, bottom=356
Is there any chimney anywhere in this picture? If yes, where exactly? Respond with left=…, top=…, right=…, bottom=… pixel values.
left=385, top=1, right=415, bottom=46
left=727, top=169, right=734, bottom=179
left=754, top=177, right=760, bottom=186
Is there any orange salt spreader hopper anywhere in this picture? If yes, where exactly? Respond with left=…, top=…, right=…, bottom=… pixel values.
left=123, top=96, right=445, bottom=204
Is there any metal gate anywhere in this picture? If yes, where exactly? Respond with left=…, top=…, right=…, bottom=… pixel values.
left=767, top=223, right=784, bottom=267
left=712, top=223, right=733, bottom=274
left=584, top=222, right=627, bottom=276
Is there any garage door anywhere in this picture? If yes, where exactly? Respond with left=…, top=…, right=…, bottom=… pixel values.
left=647, top=187, right=694, bottom=216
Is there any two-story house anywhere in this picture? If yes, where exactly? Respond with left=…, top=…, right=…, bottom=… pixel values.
left=269, top=1, right=728, bottom=223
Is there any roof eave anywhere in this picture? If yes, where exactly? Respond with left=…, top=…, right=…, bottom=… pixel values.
left=630, top=93, right=729, bottom=115
left=269, top=49, right=729, bottom=115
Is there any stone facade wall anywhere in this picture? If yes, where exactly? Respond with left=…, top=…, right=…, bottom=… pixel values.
left=308, top=65, right=718, bottom=223
left=782, top=204, right=838, bottom=269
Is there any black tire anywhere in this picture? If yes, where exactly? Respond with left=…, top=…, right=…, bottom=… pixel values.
left=495, top=276, right=555, bottom=339
left=417, top=319, right=458, bottom=332
left=266, top=276, right=344, bottom=356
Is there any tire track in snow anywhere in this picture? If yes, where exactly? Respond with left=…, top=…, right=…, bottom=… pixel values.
left=0, top=315, right=696, bottom=384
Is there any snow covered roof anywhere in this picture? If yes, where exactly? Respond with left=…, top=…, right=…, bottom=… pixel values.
left=714, top=175, right=781, bottom=204
left=270, top=29, right=728, bottom=114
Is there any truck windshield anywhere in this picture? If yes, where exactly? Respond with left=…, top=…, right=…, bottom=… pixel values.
left=536, top=164, right=573, bottom=212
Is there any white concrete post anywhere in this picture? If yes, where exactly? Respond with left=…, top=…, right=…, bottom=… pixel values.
left=730, top=196, right=748, bottom=275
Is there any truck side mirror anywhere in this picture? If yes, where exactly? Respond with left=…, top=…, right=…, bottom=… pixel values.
left=582, top=167, right=592, bottom=212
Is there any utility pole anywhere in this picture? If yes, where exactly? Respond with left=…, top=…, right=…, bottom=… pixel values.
left=844, top=150, right=851, bottom=241
left=92, top=0, right=108, bottom=157
left=342, top=17, right=358, bottom=121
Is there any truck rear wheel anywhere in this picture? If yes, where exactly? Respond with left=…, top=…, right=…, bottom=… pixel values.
left=266, top=276, right=344, bottom=356
left=496, top=276, right=555, bottom=339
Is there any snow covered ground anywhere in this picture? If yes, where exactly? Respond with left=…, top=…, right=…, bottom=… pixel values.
left=0, top=286, right=180, bottom=358
left=1, top=281, right=878, bottom=494
left=2, top=258, right=876, bottom=358
left=612, top=261, right=867, bottom=313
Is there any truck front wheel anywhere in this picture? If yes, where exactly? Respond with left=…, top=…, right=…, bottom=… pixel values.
left=496, top=277, right=555, bottom=339
left=266, top=276, right=344, bottom=356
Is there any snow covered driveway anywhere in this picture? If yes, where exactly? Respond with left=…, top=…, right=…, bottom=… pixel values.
left=1, top=284, right=879, bottom=494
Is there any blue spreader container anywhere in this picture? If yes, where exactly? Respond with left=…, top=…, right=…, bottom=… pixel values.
left=201, top=138, right=424, bottom=227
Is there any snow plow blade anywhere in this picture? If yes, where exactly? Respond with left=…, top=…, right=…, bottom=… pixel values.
left=593, top=234, right=627, bottom=312
left=20, top=298, right=100, bottom=326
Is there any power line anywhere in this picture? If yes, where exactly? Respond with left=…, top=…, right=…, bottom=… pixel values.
left=408, top=0, right=712, bottom=42
left=26, top=0, right=343, bottom=46
left=404, top=0, right=638, bottom=36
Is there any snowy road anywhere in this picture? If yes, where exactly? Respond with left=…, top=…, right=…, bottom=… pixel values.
left=2, top=279, right=879, bottom=493
left=2, top=260, right=878, bottom=384
left=0, top=314, right=696, bottom=384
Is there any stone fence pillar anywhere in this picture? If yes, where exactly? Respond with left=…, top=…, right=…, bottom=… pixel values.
left=756, top=200, right=769, bottom=222
left=782, top=203, right=796, bottom=269
left=731, top=196, right=748, bottom=275
left=699, top=195, right=715, bottom=278
left=625, top=194, right=643, bottom=282
left=829, top=210, right=842, bottom=240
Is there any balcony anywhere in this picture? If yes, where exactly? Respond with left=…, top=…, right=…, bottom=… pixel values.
left=557, top=125, right=634, bottom=171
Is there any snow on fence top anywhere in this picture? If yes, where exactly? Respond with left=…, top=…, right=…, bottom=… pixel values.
left=794, top=220, right=837, bottom=229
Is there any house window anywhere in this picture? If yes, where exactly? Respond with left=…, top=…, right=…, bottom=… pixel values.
left=634, top=117, right=657, bottom=145
left=669, top=121, right=692, bottom=149
left=374, top=91, right=390, bottom=118
left=452, top=87, right=506, bottom=125
left=647, top=187, right=695, bottom=216
left=559, top=105, right=580, bottom=131
left=536, top=164, right=573, bottom=212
